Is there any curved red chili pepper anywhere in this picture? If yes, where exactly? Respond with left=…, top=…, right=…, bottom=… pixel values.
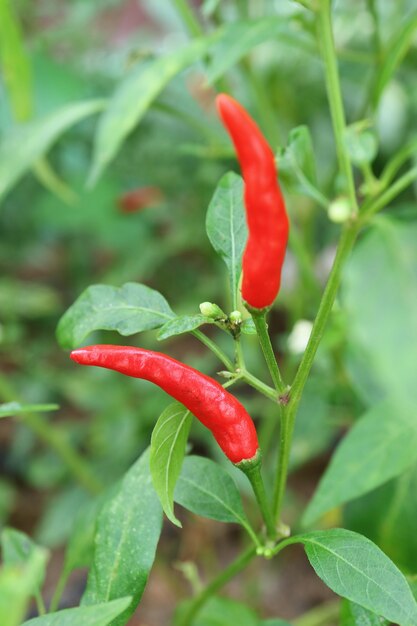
left=216, top=94, right=289, bottom=310
left=70, top=345, right=259, bottom=464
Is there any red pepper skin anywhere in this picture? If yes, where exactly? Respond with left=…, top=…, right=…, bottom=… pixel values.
left=70, top=345, right=259, bottom=464
left=216, top=94, right=289, bottom=310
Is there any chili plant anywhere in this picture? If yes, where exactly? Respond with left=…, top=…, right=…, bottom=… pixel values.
left=1, top=0, right=417, bottom=625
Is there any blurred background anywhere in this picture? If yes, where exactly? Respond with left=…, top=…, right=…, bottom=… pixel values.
left=1, top=0, right=417, bottom=623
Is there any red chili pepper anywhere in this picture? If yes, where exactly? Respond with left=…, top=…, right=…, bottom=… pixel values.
left=216, top=94, right=289, bottom=311
left=70, top=345, right=259, bottom=464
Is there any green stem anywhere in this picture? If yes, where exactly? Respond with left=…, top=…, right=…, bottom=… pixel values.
left=235, top=335, right=246, bottom=370
left=239, top=458, right=276, bottom=540
left=172, top=0, right=204, bottom=37
left=176, top=545, right=257, bottom=626
left=252, top=313, right=286, bottom=395
left=0, top=376, right=102, bottom=495
left=35, top=591, right=46, bottom=616
left=272, top=222, right=360, bottom=521
left=362, top=166, right=417, bottom=220
left=192, top=330, right=234, bottom=371
left=49, top=567, right=70, bottom=613
left=317, top=0, right=359, bottom=214
left=241, top=369, right=277, bottom=402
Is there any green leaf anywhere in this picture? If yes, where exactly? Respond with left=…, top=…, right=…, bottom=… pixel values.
left=89, top=38, right=210, bottom=184
left=1, top=528, right=49, bottom=597
left=341, top=599, right=389, bottom=626
left=261, top=621, right=292, bottom=626
left=0, top=99, right=105, bottom=204
left=82, top=449, right=162, bottom=626
left=294, top=529, right=417, bottom=626
left=302, top=399, right=417, bottom=526
left=150, top=403, right=192, bottom=527
left=206, top=172, right=247, bottom=309
left=344, top=463, right=417, bottom=573
left=290, top=379, right=336, bottom=472
left=0, top=402, right=59, bottom=418
left=194, top=596, right=259, bottom=626
left=0, top=549, right=48, bottom=626
left=206, top=18, right=303, bottom=85
left=57, top=282, right=174, bottom=349
left=373, top=14, right=417, bottom=107
left=157, top=314, right=214, bottom=341
left=21, top=597, right=132, bottom=626
left=277, top=126, right=324, bottom=205
left=174, top=456, right=249, bottom=527
left=343, top=218, right=417, bottom=403
left=63, top=495, right=107, bottom=574
left=344, top=124, right=378, bottom=166
left=0, top=0, right=32, bottom=121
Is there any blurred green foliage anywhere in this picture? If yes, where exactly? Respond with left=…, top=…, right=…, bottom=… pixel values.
left=0, top=0, right=417, bottom=619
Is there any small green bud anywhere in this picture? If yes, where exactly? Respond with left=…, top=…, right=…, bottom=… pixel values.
left=229, top=310, right=242, bottom=324
left=328, top=197, right=351, bottom=223
left=199, top=302, right=226, bottom=319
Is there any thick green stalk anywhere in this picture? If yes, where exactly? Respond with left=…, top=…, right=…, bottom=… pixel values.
left=272, top=222, right=360, bottom=521
left=176, top=545, right=257, bottom=626
left=240, top=459, right=276, bottom=540
left=317, top=0, right=359, bottom=214
left=252, top=312, right=286, bottom=395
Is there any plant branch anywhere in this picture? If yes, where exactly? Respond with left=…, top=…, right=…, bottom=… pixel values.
left=176, top=545, right=257, bottom=626
left=362, top=166, right=417, bottom=221
left=317, top=0, right=359, bottom=214
left=252, top=312, right=286, bottom=394
left=272, top=222, right=360, bottom=521
left=192, top=330, right=235, bottom=371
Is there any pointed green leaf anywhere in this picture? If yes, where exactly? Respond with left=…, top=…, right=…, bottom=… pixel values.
left=303, top=400, right=417, bottom=526
left=57, top=282, right=174, bottom=349
left=174, top=456, right=249, bottom=527
left=0, top=402, right=59, bottom=418
left=89, top=38, right=210, bottom=184
left=206, top=172, right=247, bottom=309
left=0, top=99, right=105, bottom=204
left=150, top=403, right=192, bottom=526
left=21, top=597, right=132, bottom=626
left=81, top=449, right=162, bottom=626
left=206, top=18, right=307, bottom=85
left=294, top=529, right=417, bottom=626
left=277, top=126, right=324, bottom=205
left=157, top=314, right=214, bottom=341
left=341, top=599, right=389, bottom=626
